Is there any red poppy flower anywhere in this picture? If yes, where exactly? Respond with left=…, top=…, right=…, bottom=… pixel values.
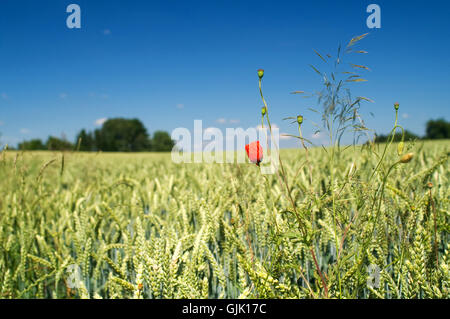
left=245, top=141, right=263, bottom=166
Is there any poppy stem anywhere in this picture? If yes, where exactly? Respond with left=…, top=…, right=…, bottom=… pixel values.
left=258, top=72, right=328, bottom=296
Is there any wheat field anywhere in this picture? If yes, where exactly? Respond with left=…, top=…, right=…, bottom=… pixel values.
left=0, top=140, right=448, bottom=299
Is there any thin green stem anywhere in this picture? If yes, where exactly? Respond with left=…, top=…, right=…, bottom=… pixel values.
left=259, top=77, right=328, bottom=297
left=298, top=125, right=313, bottom=186
left=353, top=161, right=399, bottom=297
left=328, top=116, right=342, bottom=297
left=370, top=110, right=398, bottom=181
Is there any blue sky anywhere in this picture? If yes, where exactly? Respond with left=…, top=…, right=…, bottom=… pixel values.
left=0, top=0, right=449, bottom=149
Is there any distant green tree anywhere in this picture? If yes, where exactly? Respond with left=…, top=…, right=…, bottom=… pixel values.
left=94, top=129, right=104, bottom=152
left=374, top=130, right=420, bottom=143
left=46, top=136, right=74, bottom=151
left=18, top=139, right=46, bottom=150
left=75, top=129, right=95, bottom=151
left=425, top=118, right=450, bottom=140
left=94, top=118, right=151, bottom=152
left=152, top=130, right=175, bottom=152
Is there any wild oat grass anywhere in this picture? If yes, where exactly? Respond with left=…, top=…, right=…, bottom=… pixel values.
left=0, top=140, right=448, bottom=299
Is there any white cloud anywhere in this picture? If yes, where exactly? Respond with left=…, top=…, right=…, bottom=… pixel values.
left=216, top=118, right=241, bottom=125
left=176, top=103, right=184, bottom=109
left=103, top=29, right=111, bottom=35
left=1, top=93, right=8, bottom=99
left=20, top=128, right=30, bottom=134
left=59, top=93, right=68, bottom=99
left=402, top=113, right=409, bottom=119
left=95, top=118, right=107, bottom=126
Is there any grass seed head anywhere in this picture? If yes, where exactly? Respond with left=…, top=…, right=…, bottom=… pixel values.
left=297, top=115, right=303, bottom=125
left=394, top=102, right=400, bottom=110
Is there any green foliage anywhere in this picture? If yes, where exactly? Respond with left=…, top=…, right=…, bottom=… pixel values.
left=74, top=118, right=173, bottom=152
left=19, top=137, right=74, bottom=151
left=94, top=118, right=151, bottom=152
left=375, top=130, right=419, bottom=143
left=151, top=131, right=175, bottom=152
left=46, top=136, right=74, bottom=151
left=75, top=129, right=95, bottom=152
left=18, top=139, right=46, bottom=150
left=374, top=118, right=450, bottom=143
left=426, top=118, right=450, bottom=140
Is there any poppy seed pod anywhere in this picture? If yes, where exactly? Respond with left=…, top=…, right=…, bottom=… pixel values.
left=400, top=152, right=413, bottom=163
left=257, top=69, right=264, bottom=79
left=297, top=115, right=303, bottom=125
left=394, top=102, right=400, bottom=110
left=261, top=106, right=267, bottom=116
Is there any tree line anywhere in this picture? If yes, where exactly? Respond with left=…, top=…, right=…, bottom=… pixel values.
left=17, top=118, right=175, bottom=152
left=6, top=117, right=450, bottom=151
left=374, top=118, right=450, bottom=143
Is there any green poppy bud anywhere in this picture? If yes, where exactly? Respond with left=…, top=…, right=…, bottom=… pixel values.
left=394, top=102, right=399, bottom=110
left=397, top=141, right=404, bottom=156
left=261, top=106, right=267, bottom=116
left=297, top=115, right=303, bottom=125
left=257, top=69, right=264, bottom=79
